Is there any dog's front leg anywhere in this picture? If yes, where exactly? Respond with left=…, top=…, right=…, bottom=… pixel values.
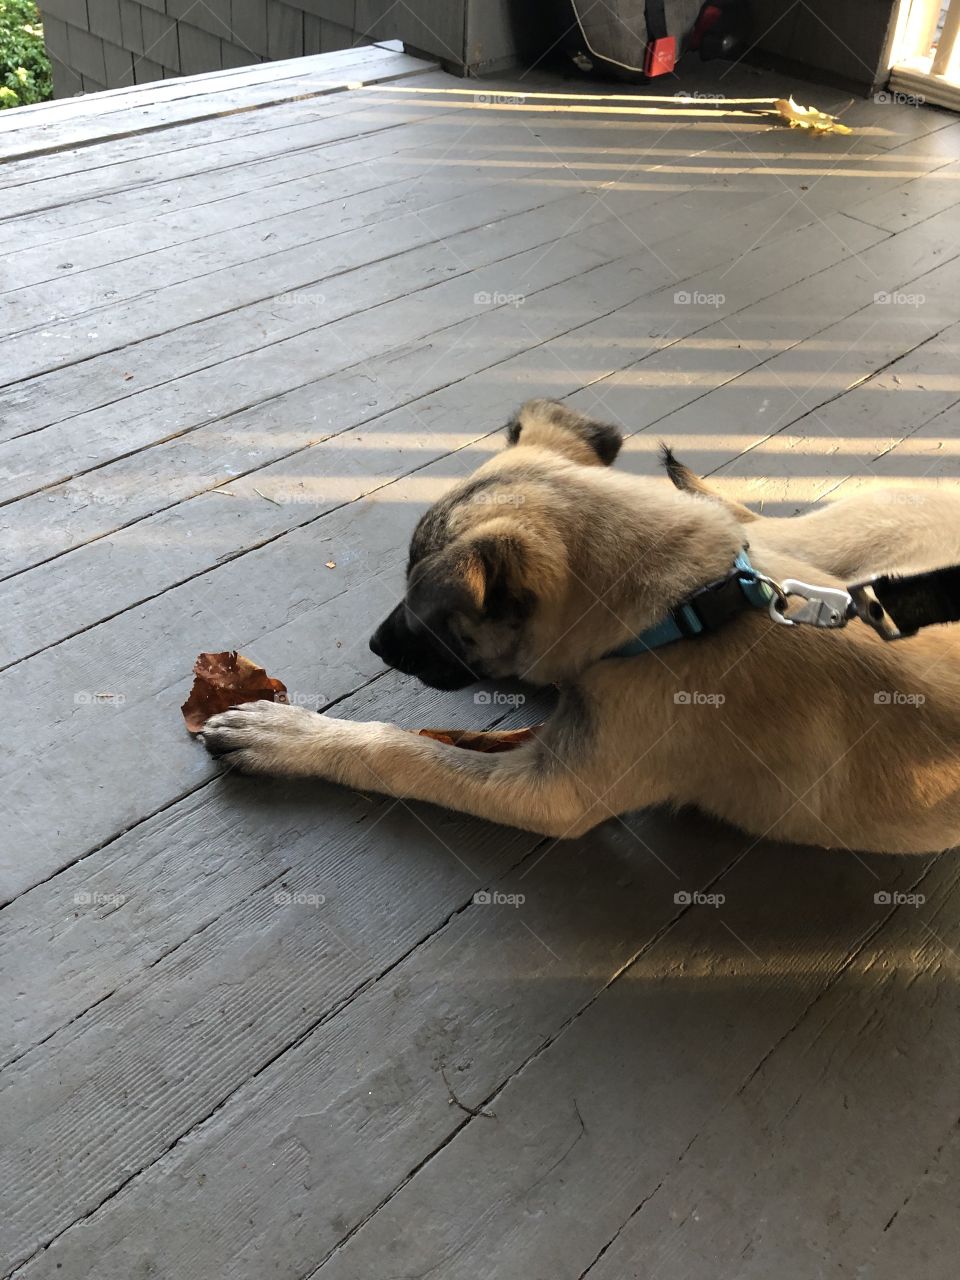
left=201, top=700, right=603, bottom=839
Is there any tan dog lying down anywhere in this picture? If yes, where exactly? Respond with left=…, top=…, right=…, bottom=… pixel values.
left=202, top=400, right=960, bottom=854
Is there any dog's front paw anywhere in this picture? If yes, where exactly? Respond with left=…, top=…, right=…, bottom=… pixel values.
left=201, top=700, right=327, bottom=776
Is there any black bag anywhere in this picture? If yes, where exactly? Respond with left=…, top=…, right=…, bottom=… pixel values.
left=560, top=0, right=684, bottom=79
left=557, top=0, right=750, bottom=81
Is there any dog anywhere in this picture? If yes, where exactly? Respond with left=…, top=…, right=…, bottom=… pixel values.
left=201, top=400, right=960, bottom=854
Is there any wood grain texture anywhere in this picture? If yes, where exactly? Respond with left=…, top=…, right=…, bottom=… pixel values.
left=0, top=90, right=436, bottom=208
left=2, top=806, right=746, bottom=1279
left=310, top=851, right=944, bottom=1280
left=0, top=47, right=437, bottom=160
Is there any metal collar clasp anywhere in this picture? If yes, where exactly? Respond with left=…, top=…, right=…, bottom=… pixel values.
left=768, top=578, right=854, bottom=630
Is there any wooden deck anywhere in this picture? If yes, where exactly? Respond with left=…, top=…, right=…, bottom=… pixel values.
left=3, top=44, right=960, bottom=1280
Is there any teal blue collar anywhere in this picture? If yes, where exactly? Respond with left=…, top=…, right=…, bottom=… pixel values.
left=606, top=550, right=775, bottom=658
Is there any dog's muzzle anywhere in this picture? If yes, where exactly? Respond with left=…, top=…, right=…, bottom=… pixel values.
left=369, top=604, right=479, bottom=691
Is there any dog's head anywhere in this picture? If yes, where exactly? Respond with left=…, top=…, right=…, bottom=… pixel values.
left=369, top=400, right=624, bottom=690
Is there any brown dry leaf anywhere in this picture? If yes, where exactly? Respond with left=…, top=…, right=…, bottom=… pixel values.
left=418, top=725, right=541, bottom=753
left=325, top=561, right=336, bottom=569
left=774, top=96, right=852, bottom=135
left=182, top=651, right=288, bottom=734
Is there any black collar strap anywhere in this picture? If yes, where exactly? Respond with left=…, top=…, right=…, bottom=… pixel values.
left=605, top=549, right=774, bottom=658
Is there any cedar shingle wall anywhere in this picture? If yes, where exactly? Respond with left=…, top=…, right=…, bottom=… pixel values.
left=37, top=0, right=367, bottom=96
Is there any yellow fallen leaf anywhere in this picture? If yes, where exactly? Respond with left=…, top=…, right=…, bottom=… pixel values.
left=774, top=96, right=852, bottom=135
left=326, top=560, right=336, bottom=568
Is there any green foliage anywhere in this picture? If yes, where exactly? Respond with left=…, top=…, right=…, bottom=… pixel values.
left=0, top=0, right=52, bottom=108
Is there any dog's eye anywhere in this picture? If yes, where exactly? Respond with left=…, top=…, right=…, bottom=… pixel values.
left=450, top=620, right=476, bottom=650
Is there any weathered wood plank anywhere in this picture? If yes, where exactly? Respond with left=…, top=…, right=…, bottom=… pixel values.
left=0, top=319, right=604, bottom=654
left=0, top=45, right=412, bottom=132
left=9, top=81, right=952, bottom=339
left=0, top=49, right=437, bottom=161
left=9, top=107, right=956, bottom=383
left=2, top=124, right=476, bottom=283
left=757, top=383, right=960, bottom=516
left=0, top=163, right=569, bottom=349
left=11, top=70, right=720, bottom=270
left=625, top=264, right=960, bottom=488
left=7, top=829, right=932, bottom=1280
left=0, top=181, right=780, bottom=446
left=864, top=1124, right=960, bottom=1280
left=802, top=95, right=960, bottom=151
left=0, top=101, right=479, bottom=256
left=0, top=694, right=541, bottom=1275
left=7, top=165, right=470, bottom=295
left=0, top=186, right=816, bottom=566
left=580, top=856, right=960, bottom=1280
left=0, top=90, right=438, bottom=209
left=0, top=208, right=636, bottom=503
left=18, top=119, right=892, bottom=287
left=695, top=314, right=960, bottom=512
left=843, top=156, right=960, bottom=232
left=0, top=801, right=761, bottom=1277
left=3, top=169, right=798, bottom=478
left=302, top=851, right=944, bottom=1280
left=5, top=70, right=936, bottom=210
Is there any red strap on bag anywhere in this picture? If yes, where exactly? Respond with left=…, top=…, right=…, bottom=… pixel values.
left=644, top=0, right=676, bottom=77
left=643, top=35, right=677, bottom=76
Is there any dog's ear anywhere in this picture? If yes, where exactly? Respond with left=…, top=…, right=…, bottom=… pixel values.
left=505, top=399, right=622, bottom=467
left=408, top=534, right=535, bottom=626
